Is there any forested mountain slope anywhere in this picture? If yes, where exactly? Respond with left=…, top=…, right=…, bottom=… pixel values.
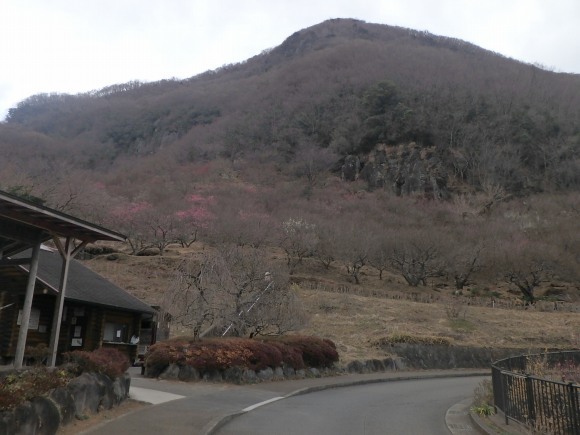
left=2, top=18, right=579, bottom=198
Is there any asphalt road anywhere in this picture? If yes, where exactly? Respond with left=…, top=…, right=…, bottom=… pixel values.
left=84, top=369, right=489, bottom=434
left=216, top=376, right=487, bottom=435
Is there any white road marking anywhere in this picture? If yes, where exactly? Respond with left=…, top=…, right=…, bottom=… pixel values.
left=242, top=396, right=284, bottom=412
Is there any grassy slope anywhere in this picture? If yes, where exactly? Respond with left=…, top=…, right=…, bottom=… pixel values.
left=83, top=243, right=580, bottom=363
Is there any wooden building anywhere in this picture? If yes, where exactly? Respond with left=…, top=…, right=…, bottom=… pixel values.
left=0, top=190, right=153, bottom=367
left=0, top=247, right=154, bottom=365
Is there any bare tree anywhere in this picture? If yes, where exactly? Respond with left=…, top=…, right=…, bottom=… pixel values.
left=162, top=256, right=227, bottom=339
left=445, top=244, right=485, bottom=290
left=162, top=246, right=307, bottom=339
left=218, top=246, right=308, bottom=337
left=390, top=232, right=444, bottom=287
left=312, top=222, right=337, bottom=270
left=478, top=182, right=511, bottom=216
left=504, top=260, right=552, bottom=305
left=279, top=217, right=317, bottom=274
left=497, top=235, right=557, bottom=305
left=293, top=145, right=337, bottom=197
left=368, top=234, right=392, bottom=280
left=147, top=210, right=180, bottom=256
left=334, top=221, right=375, bottom=285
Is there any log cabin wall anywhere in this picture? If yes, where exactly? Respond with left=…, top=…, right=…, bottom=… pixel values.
left=1, top=293, right=144, bottom=364
left=0, top=293, right=55, bottom=361
left=0, top=291, right=18, bottom=361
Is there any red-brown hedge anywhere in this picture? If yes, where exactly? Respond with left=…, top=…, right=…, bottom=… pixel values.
left=272, top=336, right=339, bottom=368
left=145, top=336, right=339, bottom=374
left=64, top=347, right=130, bottom=379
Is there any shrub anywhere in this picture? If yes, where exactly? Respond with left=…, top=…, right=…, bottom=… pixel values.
left=263, top=340, right=306, bottom=370
left=64, top=347, right=130, bottom=379
left=144, top=336, right=339, bottom=375
left=374, top=334, right=452, bottom=346
left=24, top=343, right=50, bottom=366
left=274, top=336, right=339, bottom=368
left=473, top=379, right=494, bottom=408
left=470, top=404, right=495, bottom=416
left=0, top=367, right=73, bottom=410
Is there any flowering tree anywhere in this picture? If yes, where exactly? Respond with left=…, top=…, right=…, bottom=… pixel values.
left=175, top=194, right=215, bottom=247
left=109, top=201, right=154, bottom=254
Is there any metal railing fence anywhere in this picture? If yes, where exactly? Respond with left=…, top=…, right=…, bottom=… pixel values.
left=492, top=351, right=580, bottom=434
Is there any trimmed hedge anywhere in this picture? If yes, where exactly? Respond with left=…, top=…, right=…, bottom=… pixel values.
left=64, top=347, right=131, bottom=379
left=145, top=336, right=339, bottom=375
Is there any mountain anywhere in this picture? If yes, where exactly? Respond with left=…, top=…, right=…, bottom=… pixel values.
left=1, top=18, right=579, bottom=203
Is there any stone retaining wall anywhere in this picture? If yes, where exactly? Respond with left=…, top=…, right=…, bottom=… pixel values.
left=150, top=355, right=408, bottom=383
left=376, top=344, right=532, bottom=370
left=152, top=363, right=334, bottom=384
left=0, top=372, right=131, bottom=435
left=150, top=345, right=514, bottom=383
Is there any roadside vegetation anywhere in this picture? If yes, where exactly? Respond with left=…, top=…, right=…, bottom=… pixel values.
left=144, top=336, right=339, bottom=377
left=0, top=348, right=129, bottom=411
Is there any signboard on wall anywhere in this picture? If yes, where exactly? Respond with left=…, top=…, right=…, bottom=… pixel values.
left=17, top=308, right=40, bottom=330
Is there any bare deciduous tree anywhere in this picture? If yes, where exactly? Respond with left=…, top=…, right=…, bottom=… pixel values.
left=162, top=256, right=227, bottom=338
left=162, top=246, right=308, bottom=339
left=279, top=217, right=317, bottom=274
left=445, top=244, right=485, bottom=290
left=504, top=260, right=552, bottom=305
left=368, top=234, right=392, bottom=280
left=312, top=222, right=337, bottom=270
left=334, top=221, right=375, bottom=285
left=390, top=232, right=444, bottom=287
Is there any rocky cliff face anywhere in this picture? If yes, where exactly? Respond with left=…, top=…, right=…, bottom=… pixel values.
left=342, top=143, right=450, bottom=198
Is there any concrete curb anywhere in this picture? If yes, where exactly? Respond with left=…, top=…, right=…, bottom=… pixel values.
left=446, top=399, right=489, bottom=435
left=204, top=370, right=490, bottom=434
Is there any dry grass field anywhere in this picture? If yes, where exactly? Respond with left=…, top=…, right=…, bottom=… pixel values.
left=83, top=242, right=580, bottom=363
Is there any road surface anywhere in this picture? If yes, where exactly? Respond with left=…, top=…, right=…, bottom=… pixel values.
left=216, top=376, right=487, bottom=435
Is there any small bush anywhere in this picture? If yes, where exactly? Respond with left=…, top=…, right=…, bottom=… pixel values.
left=470, top=404, right=495, bottom=416
left=374, top=334, right=452, bottom=346
left=24, top=343, right=50, bottom=365
left=473, top=379, right=494, bottom=407
left=264, top=340, right=306, bottom=370
left=444, top=300, right=464, bottom=319
left=83, top=245, right=118, bottom=256
left=64, top=347, right=130, bottom=379
left=274, top=336, right=339, bottom=368
left=0, top=367, right=73, bottom=410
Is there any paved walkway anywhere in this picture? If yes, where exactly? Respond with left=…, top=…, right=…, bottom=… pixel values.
left=82, top=367, right=518, bottom=435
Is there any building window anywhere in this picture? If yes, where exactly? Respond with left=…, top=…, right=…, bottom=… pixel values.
left=103, top=322, right=128, bottom=343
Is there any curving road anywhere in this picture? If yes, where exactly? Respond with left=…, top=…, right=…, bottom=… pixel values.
left=216, top=376, right=487, bottom=435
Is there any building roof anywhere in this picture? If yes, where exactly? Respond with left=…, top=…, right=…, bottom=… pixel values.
left=0, top=190, right=125, bottom=258
left=14, top=248, right=154, bottom=314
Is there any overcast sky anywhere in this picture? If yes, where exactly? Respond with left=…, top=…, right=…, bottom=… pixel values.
left=1, top=0, right=579, bottom=120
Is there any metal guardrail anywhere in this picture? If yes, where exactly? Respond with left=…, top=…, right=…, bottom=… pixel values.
left=491, top=351, right=580, bottom=434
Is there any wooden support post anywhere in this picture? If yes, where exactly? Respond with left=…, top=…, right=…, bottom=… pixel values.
left=13, top=239, right=42, bottom=369
left=48, top=237, right=74, bottom=367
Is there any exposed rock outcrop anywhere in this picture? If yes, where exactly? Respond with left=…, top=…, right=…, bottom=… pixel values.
left=356, top=143, right=450, bottom=198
